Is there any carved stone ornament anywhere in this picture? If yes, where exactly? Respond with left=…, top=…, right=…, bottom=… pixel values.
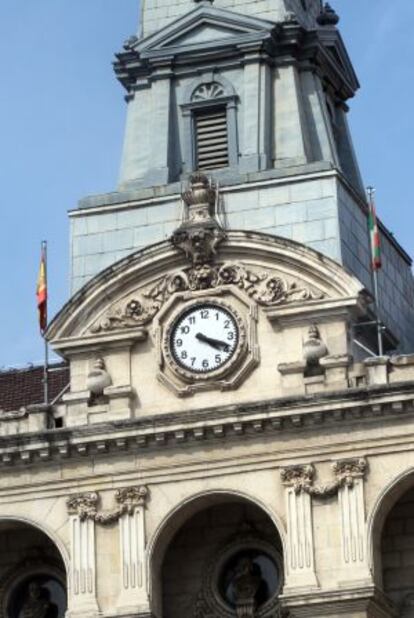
left=280, top=458, right=367, bottom=497
left=303, top=325, right=328, bottom=366
left=86, top=357, right=112, bottom=396
left=90, top=264, right=324, bottom=334
left=317, top=2, right=340, bottom=26
left=172, top=173, right=226, bottom=268
left=193, top=531, right=285, bottom=618
left=0, top=556, right=65, bottom=618
left=66, top=486, right=149, bottom=525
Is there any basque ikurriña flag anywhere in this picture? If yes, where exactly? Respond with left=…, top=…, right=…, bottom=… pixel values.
left=368, top=196, right=382, bottom=271
left=36, top=242, right=47, bottom=333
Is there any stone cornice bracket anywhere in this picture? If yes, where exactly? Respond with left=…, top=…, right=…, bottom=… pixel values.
left=281, top=458, right=367, bottom=498
left=171, top=173, right=226, bottom=271
left=66, top=486, right=149, bottom=525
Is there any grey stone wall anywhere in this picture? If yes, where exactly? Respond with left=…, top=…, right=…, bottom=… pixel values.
left=70, top=171, right=341, bottom=291
left=70, top=170, right=414, bottom=352
left=338, top=183, right=414, bottom=352
left=139, top=0, right=322, bottom=37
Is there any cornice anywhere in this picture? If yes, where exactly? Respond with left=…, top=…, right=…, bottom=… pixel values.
left=0, top=381, right=413, bottom=469
left=281, top=584, right=396, bottom=618
left=114, top=19, right=358, bottom=101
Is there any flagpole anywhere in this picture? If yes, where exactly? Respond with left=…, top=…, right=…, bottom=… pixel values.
left=367, top=187, right=384, bottom=356
left=42, top=240, right=49, bottom=405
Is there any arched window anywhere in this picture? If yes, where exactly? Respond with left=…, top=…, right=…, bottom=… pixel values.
left=181, top=76, right=238, bottom=173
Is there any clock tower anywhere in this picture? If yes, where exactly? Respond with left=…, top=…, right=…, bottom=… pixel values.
left=2, top=5, right=414, bottom=618
left=71, top=0, right=414, bottom=353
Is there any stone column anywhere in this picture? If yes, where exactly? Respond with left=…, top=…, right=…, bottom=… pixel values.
left=273, top=65, right=310, bottom=167
left=239, top=48, right=261, bottom=173
left=281, top=465, right=319, bottom=590
left=300, top=70, right=339, bottom=166
left=334, top=459, right=371, bottom=581
left=116, top=487, right=151, bottom=615
left=144, top=61, right=173, bottom=186
left=67, top=493, right=100, bottom=617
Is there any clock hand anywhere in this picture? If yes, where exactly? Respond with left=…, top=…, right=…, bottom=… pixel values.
left=196, top=332, right=230, bottom=352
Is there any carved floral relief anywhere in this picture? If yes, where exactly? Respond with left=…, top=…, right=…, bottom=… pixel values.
left=280, top=458, right=367, bottom=497
left=66, top=486, right=149, bottom=525
left=89, top=264, right=324, bottom=334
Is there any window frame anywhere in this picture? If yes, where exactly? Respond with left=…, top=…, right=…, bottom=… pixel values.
left=181, top=76, right=239, bottom=174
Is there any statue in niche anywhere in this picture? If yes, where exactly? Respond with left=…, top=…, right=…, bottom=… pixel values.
left=232, top=557, right=266, bottom=618
left=20, top=581, right=58, bottom=618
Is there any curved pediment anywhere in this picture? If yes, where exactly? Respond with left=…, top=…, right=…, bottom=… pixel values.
left=47, top=230, right=367, bottom=351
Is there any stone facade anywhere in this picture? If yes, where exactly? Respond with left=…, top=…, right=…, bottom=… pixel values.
left=1, top=2, right=414, bottom=618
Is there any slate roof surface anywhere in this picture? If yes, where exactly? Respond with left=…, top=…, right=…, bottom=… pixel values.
left=0, top=364, right=69, bottom=412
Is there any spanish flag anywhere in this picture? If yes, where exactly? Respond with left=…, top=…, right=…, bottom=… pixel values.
left=368, top=193, right=382, bottom=271
left=36, top=242, right=47, bottom=333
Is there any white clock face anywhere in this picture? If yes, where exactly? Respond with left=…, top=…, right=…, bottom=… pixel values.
left=170, top=304, right=239, bottom=374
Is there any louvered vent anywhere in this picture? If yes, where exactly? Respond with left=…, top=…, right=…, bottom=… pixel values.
left=195, top=107, right=229, bottom=170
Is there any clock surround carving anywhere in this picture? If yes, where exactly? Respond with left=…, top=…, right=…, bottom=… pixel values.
left=164, top=298, right=247, bottom=383
left=89, top=264, right=324, bottom=335
left=154, top=287, right=259, bottom=396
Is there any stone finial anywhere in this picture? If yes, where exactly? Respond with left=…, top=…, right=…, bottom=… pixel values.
left=317, top=2, right=340, bottom=26
left=123, top=35, right=138, bottom=51
left=181, top=173, right=216, bottom=223
left=86, top=358, right=112, bottom=397
left=171, top=173, right=226, bottom=268
left=303, top=325, right=328, bottom=366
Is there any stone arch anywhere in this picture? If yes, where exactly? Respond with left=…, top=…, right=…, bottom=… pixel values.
left=367, top=467, right=414, bottom=611
left=0, top=516, right=69, bottom=617
left=0, top=515, right=70, bottom=574
left=147, top=489, right=286, bottom=618
left=185, top=73, right=237, bottom=104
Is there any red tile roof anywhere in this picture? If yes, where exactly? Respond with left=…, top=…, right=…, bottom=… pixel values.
left=0, top=364, right=69, bottom=412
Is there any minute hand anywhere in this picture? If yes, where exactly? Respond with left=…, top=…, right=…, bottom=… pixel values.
left=196, top=332, right=230, bottom=352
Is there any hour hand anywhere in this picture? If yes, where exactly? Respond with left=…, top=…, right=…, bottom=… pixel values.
left=196, top=332, right=230, bottom=352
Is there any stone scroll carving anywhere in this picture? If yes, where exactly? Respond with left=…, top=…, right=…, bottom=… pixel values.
left=90, top=266, right=324, bottom=334
left=89, top=173, right=324, bottom=335
left=67, top=486, right=149, bottom=525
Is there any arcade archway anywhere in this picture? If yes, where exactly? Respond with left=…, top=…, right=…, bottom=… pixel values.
left=150, top=493, right=284, bottom=618
left=0, top=520, right=67, bottom=618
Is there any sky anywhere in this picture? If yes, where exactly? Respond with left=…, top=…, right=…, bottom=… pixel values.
left=0, top=0, right=413, bottom=368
